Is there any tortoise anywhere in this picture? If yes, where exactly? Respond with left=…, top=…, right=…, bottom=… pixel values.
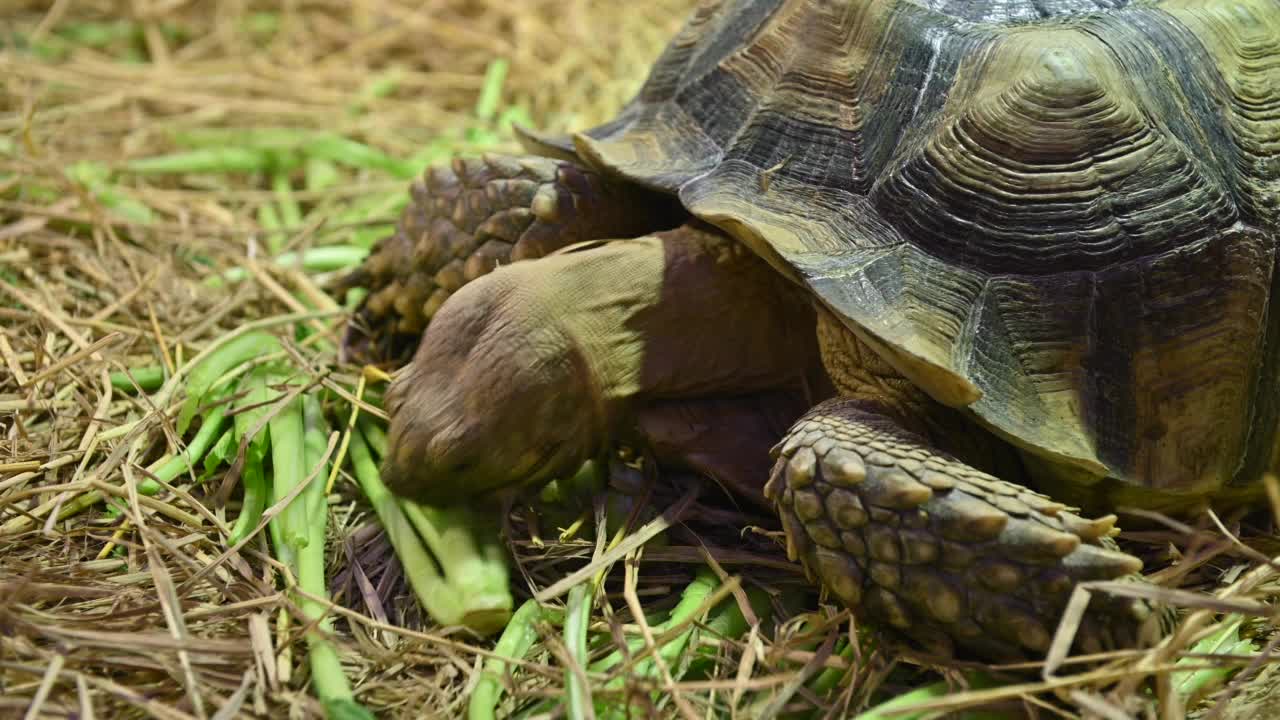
left=339, top=0, right=1280, bottom=661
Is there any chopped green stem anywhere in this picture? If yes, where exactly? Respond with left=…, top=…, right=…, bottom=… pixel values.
left=178, top=330, right=283, bottom=433
left=593, top=568, right=718, bottom=675
left=304, top=638, right=352, bottom=702
left=593, top=569, right=720, bottom=720
left=171, top=127, right=305, bottom=151
left=357, top=417, right=387, bottom=458
left=322, top=700, right=377, bottom=720
left=853, top=673, right=999, bottom=720
left=475, top=59, right=509, bottom=121
left=126, top=147, right=296, bottom=175
left=266, top=475, right=292, bottom=572
left=304, top=134, right=414, bottom=178
left=702, top=586, right=771, bottom=639
left=357, top=416, right=511, bottom=631
left=54, top=490, right=110, bottom=523
left=806, top=640, right=853, bottom=699
left=293, top=395, right=360, bottom=707
left=305, top=157, right=340, bottom=192
left=258, top=202, right=286, bottom=255
left=301, top=395, right=332, bottom=517
left=1175, top=616, right=1255, bottom=702
left=228, top=460, right=267, bottom=546
left=138, top=393, right=232, bottom=495
left=333, top=190, right=408, bottom=225
left=681, top=587, right=773, bottom=682
left=206, top=246, right=369, bottom=286
left=348, top=427, right=467, bottom=625
left=109, top=365, right=166, bottom=393
left=267, top=374, right=310, bottom=554
left=348, top=223, right=396, bottom=249
left=65, top=161, right=153, bottom=224
left=273, top=171, right=303, bottom=229
left=234, top=365, right=275, bottom=470
left=400, top=501, right=512, bottom=634
left=563, top=584, right=594, bottom=720
left=469, top=599, right=562, bottom=720
left=201, top=428, right=236, bottom=479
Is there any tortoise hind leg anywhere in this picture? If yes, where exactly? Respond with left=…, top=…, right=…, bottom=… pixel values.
left=766, top=397, right=1152, bottom=661
left=338, top=153, right=682, bottom=364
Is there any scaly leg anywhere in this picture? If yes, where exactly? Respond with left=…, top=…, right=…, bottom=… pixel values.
left=767, top=397, right=1152, bottom=661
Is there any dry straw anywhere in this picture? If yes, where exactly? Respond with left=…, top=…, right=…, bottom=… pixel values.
left=3, top=1, right=1279, bottom=718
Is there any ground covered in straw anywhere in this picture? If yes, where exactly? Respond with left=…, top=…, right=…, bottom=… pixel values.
left=3, top=2, right=1280, bottom=719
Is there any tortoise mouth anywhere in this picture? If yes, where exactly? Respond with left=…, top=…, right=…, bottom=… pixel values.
left=379, top=430, right=579, bottom=508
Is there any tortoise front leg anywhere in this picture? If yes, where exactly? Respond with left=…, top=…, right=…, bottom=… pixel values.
left=339, top=153, right=681, bottom=363
left=766, top=397, right=1152, bottom=661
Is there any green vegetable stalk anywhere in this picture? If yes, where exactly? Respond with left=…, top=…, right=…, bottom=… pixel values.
left=206, top=246, right=369, bottom=287
left=139, top=387, right=232, bottom=495
left=177, top=330, right=283, bottom=434
left=227, top=365, right=275, bottom=546
left=401, top=501, right=512, bottom=633
left=593, top=568, right=719, bottom=676
left=347, top=424, right=512, bottom=632
left=239, top=384, right=372, bottom=718
left=593, top=569, right=721, bottom=720
left=850, top=673, right=1000, bottom=720
left=563, top=584, right=594, bottom=720
left=109, top=365, right=166, bottom=393
left=144, top=322, right=372, bottom=716
left=291, top=394, right=367, bottom=716
left=228, top=456, right=267, bottom=546
left=266, top=373, right=310, bottom=558
left=469, top=599, right=564, bottom=720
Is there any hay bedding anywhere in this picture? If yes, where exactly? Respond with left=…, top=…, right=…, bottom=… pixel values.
left=1, top=1, right=1279, bottom=718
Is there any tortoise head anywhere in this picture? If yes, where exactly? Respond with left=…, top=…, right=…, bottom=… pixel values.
left=379, top=269, right=605, bottom=506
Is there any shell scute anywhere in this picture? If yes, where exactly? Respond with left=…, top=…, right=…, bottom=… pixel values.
left=565, top=0, right=1280, bottom=491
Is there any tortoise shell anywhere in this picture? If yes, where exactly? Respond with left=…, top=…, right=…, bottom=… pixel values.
left=530, top=0, right=1280, bottom=494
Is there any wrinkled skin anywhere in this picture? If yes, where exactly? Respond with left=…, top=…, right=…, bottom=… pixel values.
left=380, top=224, right=825, bottom=505
left=381, top=266, right=603, bottom=504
